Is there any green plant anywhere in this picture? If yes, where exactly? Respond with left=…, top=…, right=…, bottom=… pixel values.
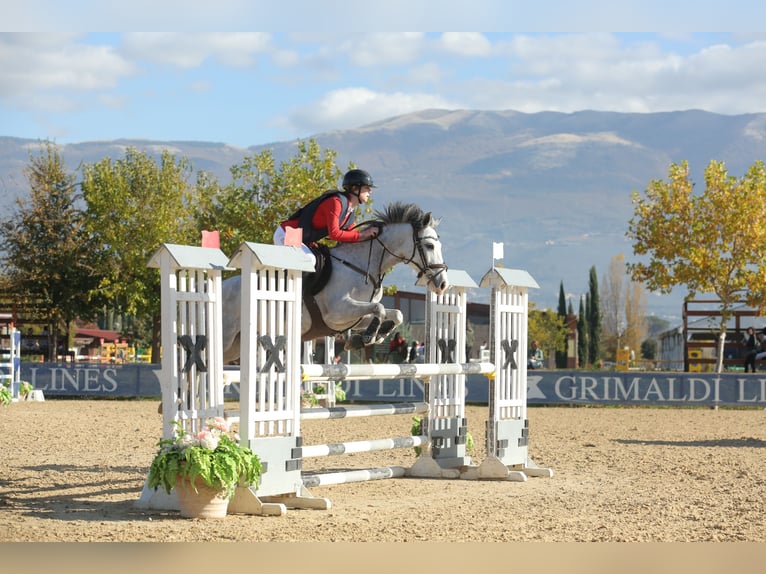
left=0, top=383, right=11, bottom=406
left=148, top=417, right=263, bottom=500
left=332, top=381, right=346, bottom=402
left=301, top=390, right=320, bottom=407
left=310, top=381, right=346, bottom=403
left=19, top=381, right=33, bottom=398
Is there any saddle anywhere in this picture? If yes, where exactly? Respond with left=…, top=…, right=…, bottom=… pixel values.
left=304, top=243, right=332, bottom=296
left=302, top=243, right=335, bottom=342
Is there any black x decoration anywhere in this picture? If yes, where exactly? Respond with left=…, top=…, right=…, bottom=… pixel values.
left=437, top=338, right=457, bottom=364
left=259, top=335, right=287, bottom=373
left=501, top=339, right=518, bottom=370
left=177, top=335, right=207, bottom=373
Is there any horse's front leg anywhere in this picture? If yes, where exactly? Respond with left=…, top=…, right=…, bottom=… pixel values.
left=342, top=306, right=403, bottom=349
left=374, top=308, right=403, bottom=343
left=346, top=300, right=384, bottom=349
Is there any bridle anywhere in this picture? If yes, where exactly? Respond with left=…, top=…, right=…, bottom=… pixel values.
left=330, top=221, right=448, bottom=292
left=378, top=224, right=448, bottom=289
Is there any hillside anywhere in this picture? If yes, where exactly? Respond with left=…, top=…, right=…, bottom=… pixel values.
left=3, top=109, right=766, bottom=322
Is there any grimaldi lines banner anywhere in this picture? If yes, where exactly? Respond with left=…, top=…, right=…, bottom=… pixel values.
left=17, top=363, right=766, bottom=407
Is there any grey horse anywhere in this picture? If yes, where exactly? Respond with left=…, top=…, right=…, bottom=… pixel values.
left=220, top=202, right=449, bottom=364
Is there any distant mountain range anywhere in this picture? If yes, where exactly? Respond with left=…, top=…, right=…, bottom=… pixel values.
left=4, top=109, right=766, bottom=324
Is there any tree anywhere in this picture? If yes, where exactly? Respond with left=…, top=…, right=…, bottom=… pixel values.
left=527, top=303, right=567, bottom=368
left=640, top=338, right=657, bottom=361
left=600, top=255, right=625, bottom=361
left=81, top=147, right=199, bottom=362
left=587, top=266, right=601, bottom=366
left=627, top=160, right=766, bottom=372
left=600, top=254, right=648, bottom=362
left=623, top=278, right=647, bottom=359
left=194, top=139, right=352, bottom=257
left=555, top=281, right=568, bottom=368
left=577, top=295, right=588, bottom=367
left=0, top=141, right=106, bottom=360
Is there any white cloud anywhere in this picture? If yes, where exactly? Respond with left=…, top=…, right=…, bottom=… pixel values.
left=460, top=34, right=766, bottom=115
left=286, top=87, right=457, bottom=134
left=120, top=33, right=272, bottom=68
left=343, top=33, right=426, bottom=67
left=439, top=33, right=492, bottom=56
left=0, top=33, right=135, bottom=101
left=402, top=62, right=445, bottom=85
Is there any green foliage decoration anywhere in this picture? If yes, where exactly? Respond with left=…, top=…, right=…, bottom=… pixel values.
left=148, top=418, right=263, bottom=500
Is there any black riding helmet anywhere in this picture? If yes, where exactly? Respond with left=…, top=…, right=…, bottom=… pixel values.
left=342, top=169, right=376, bottom=191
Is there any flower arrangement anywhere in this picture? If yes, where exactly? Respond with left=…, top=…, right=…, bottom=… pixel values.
left=148, top=417, right=263, bottom=500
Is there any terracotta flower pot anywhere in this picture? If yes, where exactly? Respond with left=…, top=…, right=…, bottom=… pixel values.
left=175, top=478, right=229, bottom=519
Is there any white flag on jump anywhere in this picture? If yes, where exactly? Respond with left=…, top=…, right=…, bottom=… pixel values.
left=492, top=241, right=504, bottom=260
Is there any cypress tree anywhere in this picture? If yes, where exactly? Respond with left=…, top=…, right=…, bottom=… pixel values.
left=588, top=265, right=601, bottom=367
left=556, top=281, right=568, bottom=368
left=577, top=295, right=588, bottom=367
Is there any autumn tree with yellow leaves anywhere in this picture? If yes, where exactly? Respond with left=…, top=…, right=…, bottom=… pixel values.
left=627, top=159, right=766, bottom=372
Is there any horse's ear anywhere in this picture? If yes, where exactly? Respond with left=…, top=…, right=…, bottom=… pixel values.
left=423, top=212, right=433, bottom=227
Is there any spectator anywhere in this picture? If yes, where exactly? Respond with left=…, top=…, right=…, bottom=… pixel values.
left=408, top=341, right=418, bottom=363
left=742, top=326, right=759, bottom=373
left=387, top=332, right=406, bottom=363
left=528, top=340, right=544, bottom=369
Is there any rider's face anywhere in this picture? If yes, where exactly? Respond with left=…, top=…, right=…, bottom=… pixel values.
left=359, top=185, right=372, bottom=203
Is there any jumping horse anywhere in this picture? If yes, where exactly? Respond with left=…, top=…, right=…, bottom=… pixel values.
left=220, top=202, right=449, bottom=364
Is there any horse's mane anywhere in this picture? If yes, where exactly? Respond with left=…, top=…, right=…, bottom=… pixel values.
left=372, top=202, right=436, bottom=230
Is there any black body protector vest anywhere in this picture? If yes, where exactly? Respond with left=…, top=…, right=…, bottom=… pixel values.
left=290, top=190, right=355, bottom=244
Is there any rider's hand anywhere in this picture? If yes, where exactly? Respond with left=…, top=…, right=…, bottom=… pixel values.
left=362, top=228, right=378, bottom=241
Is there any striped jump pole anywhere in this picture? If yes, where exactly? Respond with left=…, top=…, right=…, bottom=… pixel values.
left=302, top=466, right=407, bottom=487
left=301, top=434, right=427, bottom=458
left=300, top=401, right=428, bottom=420
left=301, top=361, right=495, bottom=381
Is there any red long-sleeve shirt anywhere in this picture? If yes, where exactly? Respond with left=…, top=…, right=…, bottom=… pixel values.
left=282, top=195, right=360, bottom=242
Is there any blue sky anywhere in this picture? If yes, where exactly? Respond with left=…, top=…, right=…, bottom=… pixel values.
left=2, top=2, right=766, bottom=148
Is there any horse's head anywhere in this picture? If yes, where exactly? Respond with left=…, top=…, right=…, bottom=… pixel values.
left=373, top=202, right=449, bottom=295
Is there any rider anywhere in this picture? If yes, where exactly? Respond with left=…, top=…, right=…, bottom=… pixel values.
left=273, top=168, right=380, bottom=266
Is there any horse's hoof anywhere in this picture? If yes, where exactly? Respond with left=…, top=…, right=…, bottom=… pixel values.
left=379, top=320, right=396, bottom=335
left=344, top=335, right=365, bottom=350
left=361, top=333, right=376, bottom=345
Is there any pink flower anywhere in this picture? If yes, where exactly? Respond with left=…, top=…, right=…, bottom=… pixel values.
left=207, top=417, right=230, bottom=433
left=196, top=429, right=220, bottom=451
